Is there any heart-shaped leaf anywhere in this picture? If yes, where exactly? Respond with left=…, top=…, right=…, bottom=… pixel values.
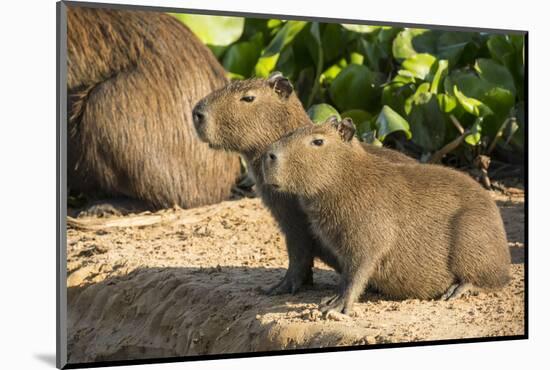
left=402, top=53, right=437, bottom=80
left=307, top=103, right=341, bottom=124
left=475, top=58, right=516, bottom=96
left=341, top=24, right=381, bottom=33
left=329, top=64, right=385, bottom=111
left=487, top=35, right=514, bottom=65
left=375, top=105, right=412, bottom=141
left=407, top=95, right=448, bottom=151
left=393, top=29, right=437, bottom=60
left=172, top=14, right=245, bottom=46
left=436, top=93, right=457, bottom=113
left=404, top=82, right=431, bottom=115
left=453, top=85, right=493, bottom=117
left=382, top=75, right=416, bottom=116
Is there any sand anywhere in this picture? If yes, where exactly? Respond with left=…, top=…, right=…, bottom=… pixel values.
left=66, top=188, right=525, bottom=364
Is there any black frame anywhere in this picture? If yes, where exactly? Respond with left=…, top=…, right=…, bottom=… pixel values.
left=56, top=1, right=529, bottom=368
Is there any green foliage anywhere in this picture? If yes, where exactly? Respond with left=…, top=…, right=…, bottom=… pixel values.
left=173, top=14, right=525, bottom=161
left=171, top=14, right=244, bottom=57
left=376, top=105, right=412, bottom=141
left=308, top=103, right=341, bottom=123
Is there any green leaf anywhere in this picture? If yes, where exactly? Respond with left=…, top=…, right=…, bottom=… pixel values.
left=392, top=29, right=437, bottom=59
left=487, top=35, right=514, bottom=65
left=510, top=34, right=524, bottom=52
left=267, top=19, right=282, bottom=29
left=444, top=70, right=497, bottom=101
left=275, top=47, right=296, bottom=79
left=475, top=58, right=516, bottom=96
left=207, top=45, right=228, bottom=59
left=407, top=94, right=448, bottom=151
left=509, top=102, right=525, bottom=151
left=381, top=75, right=416, bottom=116
left=171, top=14, right=245, bottom=46
left=436, top=32, right=474, bottom=66
left=393, top=29, right=472, bottom=66
left=307, top=104, right=341, bottom=123
left=453, top=85, right=493, bottom=117
left=464, top=117, right=483, bottom=146
left=377, top=27, right=402, bottom=47
left=254, top=21, right=308, bottom=77
left=436, top=93, right=457, bottom=113
left=430, top=60, right=449, bottom=93
left=404, top=82, right=431, bottom=115
left=341, top=24, right=381, bottom=33
left=222, top=36, right=262, bottom=78
left=445, top=70, right=515, bottom=138
left=482, top=87, right=515, bottom=118
left=329, top=64, right=385, bottom=111
left=375, top=105, right=412, bottom=141
left=305, top=22, right=322, bottom=67
left=305, top=22, right=324, bottom=107
left=320, top=63, right=343, bottom=84
left=357, top=38, right=384, bottom=72
left=322, top=24, right=351, bottom=63
left=350, top=52, right=364, bottom=65
left=225, top=72, right=245, bottom=80
left=401, top=53, right=437, bottom=80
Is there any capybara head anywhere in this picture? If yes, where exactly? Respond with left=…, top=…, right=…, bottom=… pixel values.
left=192, top=72, right=308, bottom=154
left=262, top=116, right=358, bottom=197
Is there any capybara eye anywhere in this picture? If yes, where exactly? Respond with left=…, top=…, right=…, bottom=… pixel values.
left=312, top=139, right=324, bottom=147
left=241, top=95, right=256, bottom=103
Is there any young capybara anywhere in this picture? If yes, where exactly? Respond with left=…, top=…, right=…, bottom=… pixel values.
left=262, top=118, right=511, bottom=314
left=192, top=72, right=415, bottom=294
left=67, top=6, right=240, bottom=209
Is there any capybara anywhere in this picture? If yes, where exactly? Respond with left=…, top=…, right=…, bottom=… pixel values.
left=67, top=6, right=240, bottom=209
left=192, top=72, right=415, bottom=294
left=262, top=118, right=511, bottom=313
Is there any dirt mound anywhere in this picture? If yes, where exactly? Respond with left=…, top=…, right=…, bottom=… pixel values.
left=67, top=190, right=525, bottom=364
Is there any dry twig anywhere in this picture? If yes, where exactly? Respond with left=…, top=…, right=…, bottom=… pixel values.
left=67, top=206, right=223, bottom=231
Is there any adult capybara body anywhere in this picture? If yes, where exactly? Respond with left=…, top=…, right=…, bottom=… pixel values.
left=192, top=73, right=415, bottom=294
left=67, top=7, right=240, bottom=208
left=262, top=119, right=511, bottom=313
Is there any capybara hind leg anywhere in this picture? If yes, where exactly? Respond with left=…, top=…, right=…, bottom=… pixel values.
left=450, top=207, right=511, bottom=291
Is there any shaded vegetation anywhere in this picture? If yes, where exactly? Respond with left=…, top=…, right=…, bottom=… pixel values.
left=173, top=14, right=525, bottom=167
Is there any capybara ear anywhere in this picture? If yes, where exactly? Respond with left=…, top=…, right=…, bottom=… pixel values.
left=337, top=117, right=356, bottom=142
left=325, top=115, right=340, bottom=127
left=268, top=72, right=293, bottom=99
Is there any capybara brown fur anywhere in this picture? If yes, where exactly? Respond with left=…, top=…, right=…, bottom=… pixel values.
left=67, top=6, right=240, bottom=209
left=262, top=118, right=511, bottom=313
left=192, top=73, right=415, bottom=294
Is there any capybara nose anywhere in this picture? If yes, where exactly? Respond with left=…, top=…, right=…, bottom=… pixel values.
left=192, top=103, right=206, bottom=127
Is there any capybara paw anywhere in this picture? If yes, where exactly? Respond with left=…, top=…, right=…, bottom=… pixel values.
left=78, top=203, right=123, bottom=218
left=440, top=283, right=476, bottom=300
left=320, top=295, right=350, bottom=315
left=261, top=276, right=304, bottom=296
